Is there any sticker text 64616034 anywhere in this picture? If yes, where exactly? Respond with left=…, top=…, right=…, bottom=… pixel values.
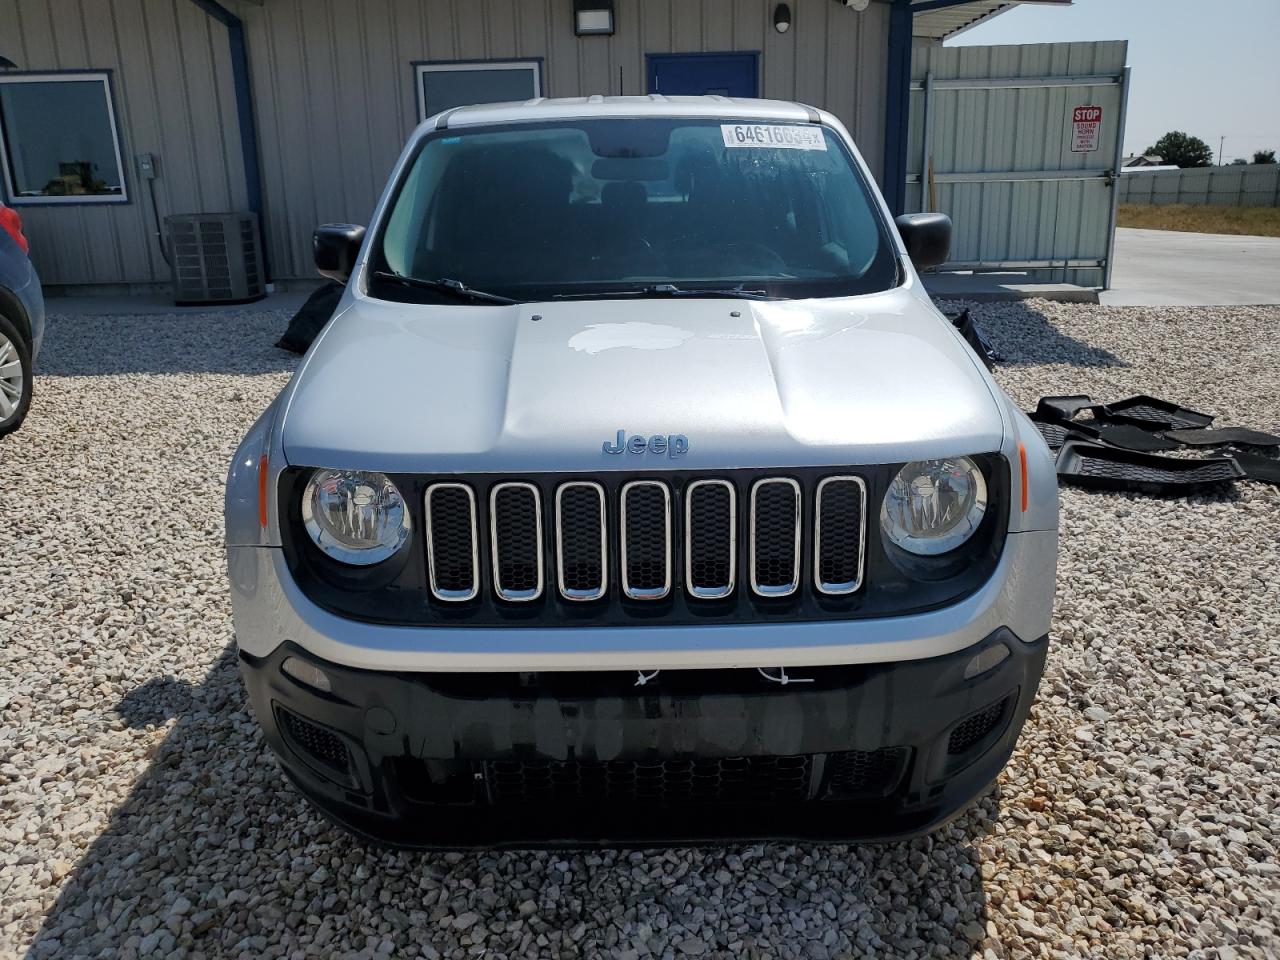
left=721, top=124, right=826, bottom=151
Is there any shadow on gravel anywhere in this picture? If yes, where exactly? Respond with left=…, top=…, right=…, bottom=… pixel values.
left=35, top=312, right=297, bottom=377
left=28, top=644, right=996, bottom=959
left=115, top=676, right=195, bottom=728
left=955, top=300, right=1127, bottom=368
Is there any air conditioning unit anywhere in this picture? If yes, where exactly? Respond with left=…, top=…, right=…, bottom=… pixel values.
left=166, top=212, right=266, bottom=305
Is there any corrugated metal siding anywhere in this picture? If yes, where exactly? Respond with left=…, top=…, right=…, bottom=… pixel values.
left=240, top=0, right=889, bottom=280
left=907, top=41, right=1128, bottom=287
left=1119, top=164, right=1280, bottom=207
left=0, top=0, right=247, bottom=286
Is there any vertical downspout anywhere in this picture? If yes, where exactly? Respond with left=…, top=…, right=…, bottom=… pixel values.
left=882, top=0, right=913, bottom=216
left=186, top=0, right=271, bottom=282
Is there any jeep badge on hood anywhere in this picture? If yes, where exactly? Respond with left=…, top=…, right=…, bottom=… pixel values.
left=603, top=430, right=689, bottom=458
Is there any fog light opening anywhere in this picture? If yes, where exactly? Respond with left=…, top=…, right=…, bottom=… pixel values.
left=963, top=643, right=1010, bottom=680
left=282, top=657, right=332, bottom=693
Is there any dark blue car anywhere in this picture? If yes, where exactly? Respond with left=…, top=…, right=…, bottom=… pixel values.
left=0, top=203, right=44, bottom=436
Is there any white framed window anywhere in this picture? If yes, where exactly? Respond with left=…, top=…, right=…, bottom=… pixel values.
left=414, top=60, right=542, bottom=122
left=0, top=72, right=129, bottom=205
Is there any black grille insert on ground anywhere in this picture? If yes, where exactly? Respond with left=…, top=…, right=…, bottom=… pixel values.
left=948, top=698, right=1009, bottom=755
left=485, top=755, right=814, bottom=804
left=751, top=478, right=800, bottom=597
left=685, top=480, right=736, bottom=598
left=815, top=476, right=866, bottom=595
left=279, top=708, right=350, bottom=777
left=621, top=481, right=671, bottom=599
left=1056, top=440, right=1244, bottom=496
left=556, top=482, right=607, bottom=600
left=826, top=747, right=909, bottom=798
left=1101, top=395, right=1213, bottom=431
left=425, top=483, right=478, bottom=601
left=490, top=482, right=543, bottom=601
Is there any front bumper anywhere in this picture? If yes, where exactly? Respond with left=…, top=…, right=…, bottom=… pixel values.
left=227, top=528, right=1055, bottom=672
left=240, top=628, right=1048, bottom=847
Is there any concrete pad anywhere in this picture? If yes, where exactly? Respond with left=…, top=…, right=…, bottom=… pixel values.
left=924, top=271, right=1099, bottom=304
left=1102, top=228, right=1280, bottom=307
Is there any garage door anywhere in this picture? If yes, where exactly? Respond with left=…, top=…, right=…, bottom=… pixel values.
left=905, top=41, right=1130, bottom=289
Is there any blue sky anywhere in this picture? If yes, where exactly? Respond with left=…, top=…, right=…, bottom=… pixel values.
left=950, top=0, right=1280, bottom=162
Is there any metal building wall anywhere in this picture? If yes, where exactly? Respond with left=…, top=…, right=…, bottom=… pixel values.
left=906, top=40, right=1129, bottom=288
left=0, top=0, right=247, bottom=287
left=238, top=0, right=890, bottom=281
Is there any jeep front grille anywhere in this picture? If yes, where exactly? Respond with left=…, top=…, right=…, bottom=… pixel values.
left=419, top=473, right=870, bottom=606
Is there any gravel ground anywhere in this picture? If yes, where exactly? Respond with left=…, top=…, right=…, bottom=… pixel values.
left=1, top=300, right=1278, bottom=960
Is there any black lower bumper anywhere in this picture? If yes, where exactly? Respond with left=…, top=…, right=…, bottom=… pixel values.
left=239, top=630, right=1048, bottom=848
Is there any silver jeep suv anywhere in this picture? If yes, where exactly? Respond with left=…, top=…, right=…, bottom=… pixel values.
left=225, top=96, right=1057, bottom=846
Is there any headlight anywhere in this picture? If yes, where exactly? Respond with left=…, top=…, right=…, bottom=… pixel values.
left=301, top=469, right=410, bottom=565
left=880, top=457, right=988, bottom=556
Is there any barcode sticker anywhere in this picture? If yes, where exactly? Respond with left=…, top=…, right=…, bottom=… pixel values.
left=720, top=124, right=826, bottom=151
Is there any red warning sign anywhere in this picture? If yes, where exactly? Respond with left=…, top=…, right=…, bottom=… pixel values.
left=1071, top=105, right=1102, bottom=153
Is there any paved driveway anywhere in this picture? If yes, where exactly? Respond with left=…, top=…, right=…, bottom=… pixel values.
left=1102, top=227, right=1280, bottom=306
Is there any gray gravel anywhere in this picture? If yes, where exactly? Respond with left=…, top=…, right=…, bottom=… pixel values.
left=2, top=300, right=1278, bottom=960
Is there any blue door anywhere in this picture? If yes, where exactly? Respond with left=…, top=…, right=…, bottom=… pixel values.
left=646, top=53, right=759, bottom=97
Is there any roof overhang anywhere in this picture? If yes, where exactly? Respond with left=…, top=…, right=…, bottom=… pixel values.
left=910, top=0, right=1072, bottom=42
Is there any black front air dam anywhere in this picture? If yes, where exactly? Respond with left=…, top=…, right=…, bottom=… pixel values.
left=239, top=629, right=1048, bottom=848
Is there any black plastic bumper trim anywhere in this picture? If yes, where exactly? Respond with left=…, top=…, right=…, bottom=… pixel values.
left=239, top=628, right=1048, bottom=848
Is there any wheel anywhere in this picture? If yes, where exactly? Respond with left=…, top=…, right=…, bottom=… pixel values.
left=0, top=312, right=33, bottom=437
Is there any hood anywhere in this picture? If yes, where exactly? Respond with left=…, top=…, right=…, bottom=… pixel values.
left=280, top=287, right=1006, bottom=473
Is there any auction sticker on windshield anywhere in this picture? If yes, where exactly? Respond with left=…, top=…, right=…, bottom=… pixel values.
left=721, top=124, right=826, bottom=151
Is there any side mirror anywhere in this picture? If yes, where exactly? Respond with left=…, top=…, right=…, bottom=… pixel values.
left=313, top=223, right=366, bottom=283
left=894, top=213, right=951, bottom=270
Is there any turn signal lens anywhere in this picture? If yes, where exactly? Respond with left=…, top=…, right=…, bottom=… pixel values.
left=880, top=457, right=988, bottom=556
left=282, top=657, right=332, bottom=693
left=1018, top=442, right=1029, bottom=513
left=302, top=469, right=410, bottom=565
left=963, top=643, right=1010, bottom=680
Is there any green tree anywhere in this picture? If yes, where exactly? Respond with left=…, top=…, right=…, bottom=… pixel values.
left=1144, top=131, right=1214, bottom=168
left=1253, top=149, right=1277, bottom=164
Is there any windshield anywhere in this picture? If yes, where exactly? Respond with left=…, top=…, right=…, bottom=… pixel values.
left=374, top=118, right=899, bottom=303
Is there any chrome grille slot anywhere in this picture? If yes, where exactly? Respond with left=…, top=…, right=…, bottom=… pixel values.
left=685, top=479, right=736, bottom=599
left=424, top=483, right=480, bottom=601
left=815, top=476, right=867, bottom=595
left=621, top=480, right=672, bottom=600
left=556, top=481, right=607, bottom=601
left=490, top=482, right=543, bottom=602
left=750, top=478, right=801, bottom=597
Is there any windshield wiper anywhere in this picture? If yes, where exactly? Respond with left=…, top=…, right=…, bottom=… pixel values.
left=371, top=271, right=519, bottom=305
left=552, top=283, right=782, bottom=302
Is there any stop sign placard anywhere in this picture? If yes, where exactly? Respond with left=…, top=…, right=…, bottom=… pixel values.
left=1071, top=105, right=1102, bottom=153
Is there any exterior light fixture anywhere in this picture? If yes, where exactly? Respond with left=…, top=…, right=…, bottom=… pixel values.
left=574, top=0, right=615, bottom=36
left=773, top=3, right=792, bottom=33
